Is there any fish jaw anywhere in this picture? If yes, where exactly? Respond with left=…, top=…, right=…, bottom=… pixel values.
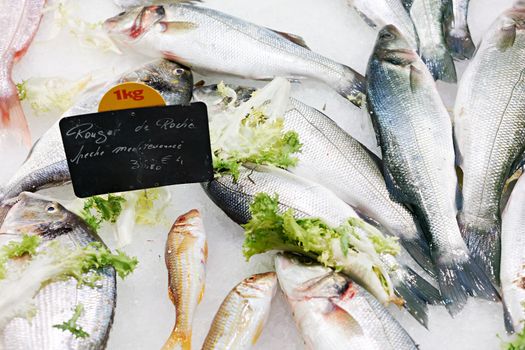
left=104, top=5, right=166, bottom=42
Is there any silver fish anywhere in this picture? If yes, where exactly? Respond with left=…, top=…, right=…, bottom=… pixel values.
left=347, top=0, right=418, bottom=49
left=366, top=25, right=498, bottom=315
left=409, top=0, right=457, bottom=82
left=454, top=3, right=525, bottom=286
left=501, top=171, right=525, bottom=334
left=275, top=254, right=418, bottom=350
left=444, top=0, right=475, bottom=60
left=0, top=59, right=193, bottom=203
left=203, top=164, right=441, bottom=327
left=103, top=4, right=366, bottom=107
left=0, top=192, right=116, bottom=349
left=114, top=0, right=201, bottom=9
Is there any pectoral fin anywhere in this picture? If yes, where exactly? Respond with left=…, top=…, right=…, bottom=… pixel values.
left=267, top=28, right=310, bottom=49
left=159, top=21, right=198, bottom=33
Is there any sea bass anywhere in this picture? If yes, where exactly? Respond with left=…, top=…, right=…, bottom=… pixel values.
left=103, top=4, right=366, bottom=107
left=162, top=209, right=207, bottom=350
left=0, top=59, right=193, bottom=202
left=193, top=84, right=434, bottom=277
left=0, top=192, right=116, bottom=349
left=201, top=272, right=277, bottom=350
left=366, top=25, right=497, bottom=315
left=275, top=254, right=418, bottom=350
left=204, top=165, right=441, bottom=327
left=409, top=0, right=457, bottom=82
left=454, top=3, right=525, bottom=286
left=444, top=0, right=475, bottom=60
left=347, top=0, right=418, bottom=49
left=0, top=0, right=46, bottom=145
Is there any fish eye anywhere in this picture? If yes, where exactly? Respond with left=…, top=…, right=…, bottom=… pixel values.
left=380, top=31, right=395, bottom=41
left=117, top=11, right=126, bottom=16
left=174, top=68, right=185, bottom=75
left=46, top=204, right=56, bottom=213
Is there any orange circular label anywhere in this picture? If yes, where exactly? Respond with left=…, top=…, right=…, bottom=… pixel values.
left=98, top=82, right=166, bottom=112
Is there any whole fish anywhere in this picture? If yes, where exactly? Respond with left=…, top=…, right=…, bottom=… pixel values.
left=193, top=84, right=434, bottom=277
left=275, top=254, right=418, bottom=350
left=0, top=0, right=46, bottom=145
left=162, top=209, right=207, bottom=350
left=204, top=165, right=441, bottom=327
left=347, top=0, right=418, bottom=49
left=501, top=171, right=525, bottom=334
left=0, top=59, right=193, bottom=202
left=409, top=0, right=457, bottom=82
left=454, top=3, right=525, bottom=286
left=444, top=0, right=475, bottom=60
left=103, top=4, right=366, bottom=108
left=114, top=0, right=201, bottom=8
left=201, top=272, right=277, bottom=350
left=0, top=192, right=116, bottom=349
left=366, top=25, right=498, bottom=315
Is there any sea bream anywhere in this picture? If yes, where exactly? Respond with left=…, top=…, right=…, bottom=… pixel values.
left=366, top=25, right=498, bottom=315
left=275, top=254, right=418, bottom=350
left=0, top=0, right=46, bottom=145
left=162, top=209, right=207, bottom=350
left=0, top=59, right=193, bottom=203
left=454, top=2, right=525, bottom=286
left=0, top=192, right=116, bottom=349
left=103, top=4, right=366, bottom=108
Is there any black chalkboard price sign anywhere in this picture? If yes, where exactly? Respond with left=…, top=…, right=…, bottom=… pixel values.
left=59, top=103, right=213, bottom=198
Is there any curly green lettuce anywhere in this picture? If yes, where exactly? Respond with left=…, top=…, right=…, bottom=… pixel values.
left=80, top=194, right=127, bottom=232
left=0, top=235, right=41, bottom=279
left=53, top=304, right=89, bottom=339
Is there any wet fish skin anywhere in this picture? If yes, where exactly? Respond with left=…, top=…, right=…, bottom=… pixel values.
left=0, top=192, right=116, bottom=349
left=444, top=0, right=475, bottom=60
left=454, top=4, right=525, bottom=287
left=114, top=0, right=201, bottom=8
left=0, top=0, right=46, bottom=146
left=275, top=254, right=418, bottom=350
left=0, top=59, right=193, bottom=203
left=409, top=0, right=457, bottom=82
left=366, top=25, right=498, bottom=315
left=104, top=4, right=366, bottom=107
left=163, top=209, right=207, bottom=350
left=201, top=272, right=277, bottom=350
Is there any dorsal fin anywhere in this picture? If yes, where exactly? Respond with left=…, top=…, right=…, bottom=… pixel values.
left=268, top=28, right=310, bottom=50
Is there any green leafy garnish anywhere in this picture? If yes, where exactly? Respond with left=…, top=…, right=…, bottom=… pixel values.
left=80, top=194, right=126, bottom=232
left=53, top=304, right=89, bottom=339
left=0, top=235, right=41, bottom=279
left=16, top=81, right=27, bottom=101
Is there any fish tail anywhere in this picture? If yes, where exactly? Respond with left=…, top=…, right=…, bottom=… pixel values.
left=401, top=237, right=436, bottom=279
left=335, top=65, right=366, bottom=108
left=435, top=253, right=500, bottom=316
left=421, top=49, right=457, bottom=83
left=458, top=214, right=501, bottom=286
left=0, top=90, right=31, bottom=147
left=445, top=30, right=476, bottom=60
left=161, top=328, right=192, bottom=350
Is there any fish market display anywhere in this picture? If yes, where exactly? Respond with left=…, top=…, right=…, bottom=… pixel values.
left=366, top=25, right=497, bottom=315
left=0, top=192, right=117, bottom=349
left=0, top=0, right=46, bottom=145
left=444, top=0, right=475, bottom=60
left=201, top=272, right=277, bottom=350
left=103, top=4, right=366, bottom=107
left=0, top=59, right=193, bottom=203
left=501, top=172, right=525, bottom=334
left=409, top=0, right=457, bottom=82
left=162, top=209, right=207, bottom=350
left=346, top=0, right=418, bottom=49
left=454, top=2, right=525, bottom=287
left=275, top=254, right=418, bottom=350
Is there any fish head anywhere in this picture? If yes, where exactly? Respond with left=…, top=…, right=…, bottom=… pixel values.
left=0, top=192, right=74, bottom=238
left=236, top=272, right=278, bottom=299
left=193, top=83, right=256, bottom=108
left=493, top=5, right=525, bottom=51
left=371, top=25, right=419, bottom=68
left=104, top=6, right=166, bottom=43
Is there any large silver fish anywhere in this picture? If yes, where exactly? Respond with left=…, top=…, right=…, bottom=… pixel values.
left=103, top=4, right=366, bottom=107
left=366, top=25, right=498, bottom=315
left=409, top=0, right=457, bottom=82
left=444, top=0, right=475, bottom=60
left=0, top=59, right=193, bottom=203
left=0, top=192, right=116, bottom=349
left=347, top=0, right=418, bottom=49
left=454, top=3, right=525, bottom=286
left=193, top=84, right=434, bottom=277
left=275, top=254, right=418, bottom=350
left=203, top=165, right=441, bottom=327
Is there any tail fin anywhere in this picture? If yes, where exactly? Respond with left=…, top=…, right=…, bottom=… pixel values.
left=161, top=328, right=191, bottom=350
left=503, top=300, right=516, bottom=334
left=0, top=91, right=31, bottom=147
left=445, top=30, right=476, bottom=60
left=335, top=65, right=366, bottom=108
left=401, top=238, right=437, bottom=279
left=421, top=48, right=457, bottom=83
left=436, top=254, right=500, bottom=316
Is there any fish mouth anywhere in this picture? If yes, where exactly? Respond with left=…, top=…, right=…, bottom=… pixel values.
left=105, top=5, right=166, bottom=40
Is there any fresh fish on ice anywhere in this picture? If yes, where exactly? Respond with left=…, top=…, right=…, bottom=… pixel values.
left=444, top=0, right=475, bottom=60
left=366, top=25, right=498, bottom=315
left=103, top=4, right=366, bottom=107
